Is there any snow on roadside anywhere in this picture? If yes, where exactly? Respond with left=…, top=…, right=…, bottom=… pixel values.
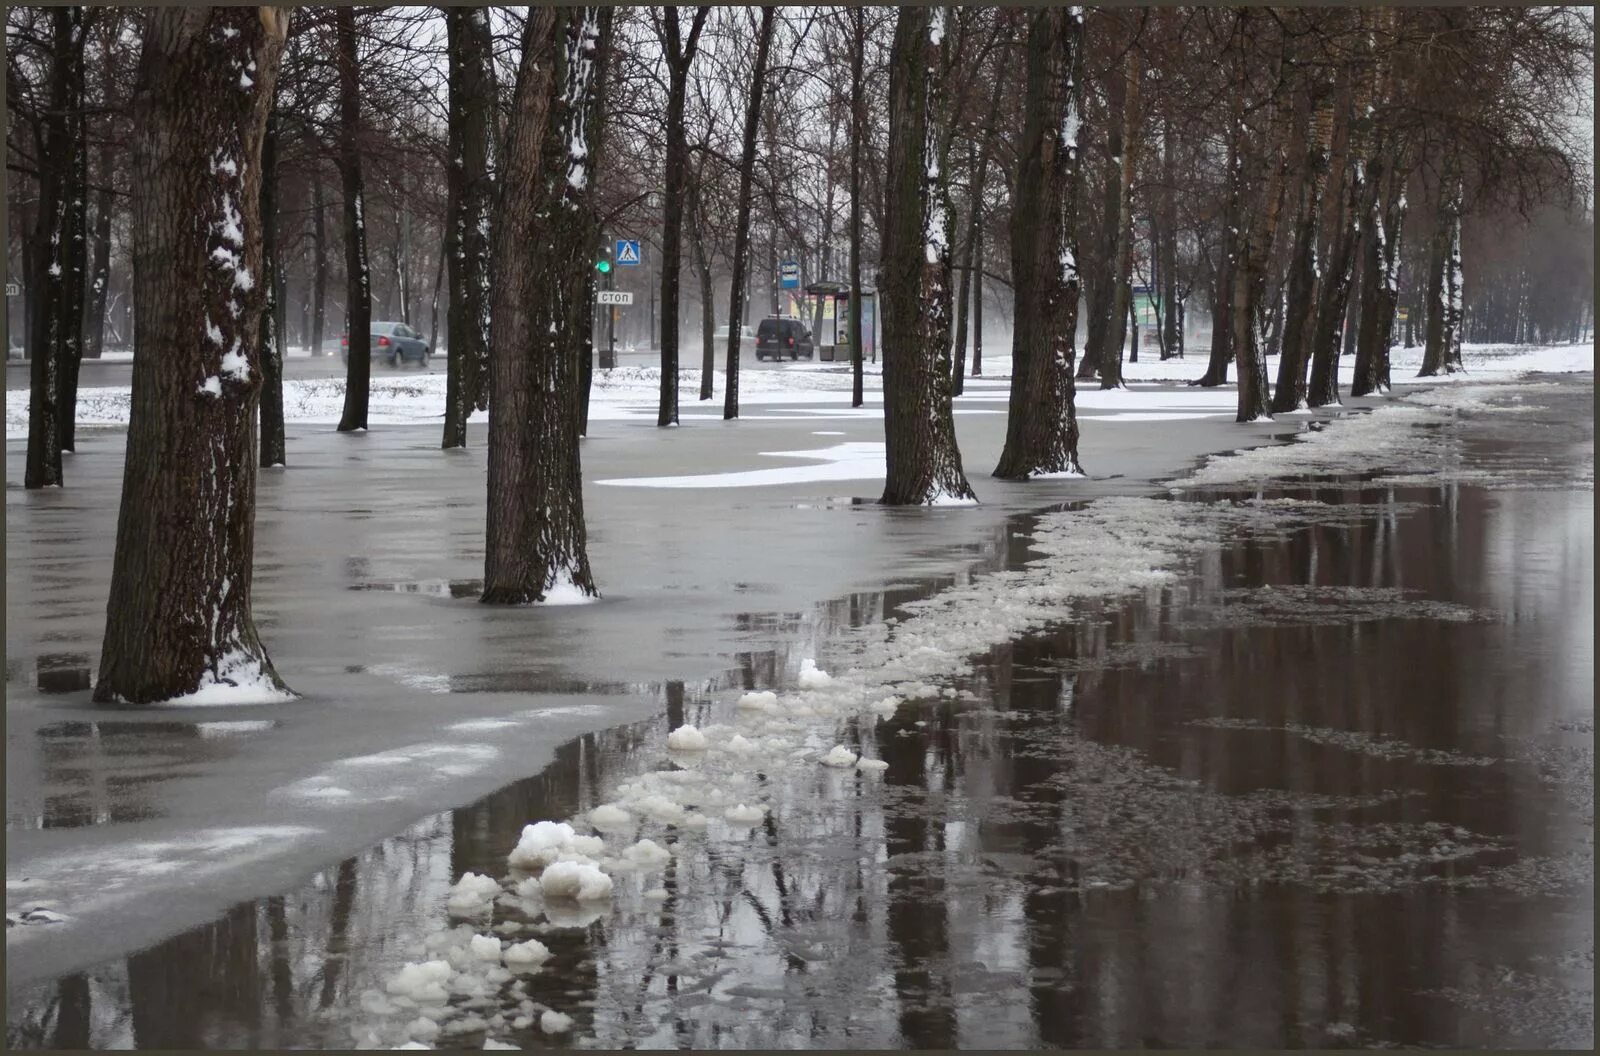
left=10, top=343, right=1588, bottom=441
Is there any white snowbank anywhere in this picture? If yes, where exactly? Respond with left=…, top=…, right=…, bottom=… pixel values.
left=797, top=659, right=833, bottom=688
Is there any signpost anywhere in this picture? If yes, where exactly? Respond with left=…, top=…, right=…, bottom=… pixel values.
left=596, top=290, right=633, bottom=306
left=779, top=261, right=800, bottom=290
left=615, top=239, right=641, bottom=266
left=5, top=283, right=19, bottom=297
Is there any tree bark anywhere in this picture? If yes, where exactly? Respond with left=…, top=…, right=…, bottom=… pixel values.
left=1306, top=67, right=1361, bottom=408
left=657, top=7, right=709, bottom=428
left=310, top=171, right=327, bottom=355
left=259, top=108, right=286, bottom=468
left=1231, top=79, right=1291, bottom=423
left=25, top=7, right=87, bottom=486
left=993, top=9, right=1083, bottom=481
left=1270, top=90, right=1328, bottom=413
left=880, top=7, right=976, bottom=506
left=334, top=7, right=371, bottom=431
left=85, top=149, right=114, bottom=361
left=481, top=7, right=602, bottom=605
left=1352, top=150, right=1408, bottom=396
left=1099, top=47, right=1139, bottom=390
left=723, top=5, right=776, bottom=421
left=578, top=9, right=615, bottom=437
left=441, top=7, right=495, bottom=449
left=56, top=7, right=89, bottom=454
left=95, top=7, right=290, bottom=705
left=848, top=6, right=866, bottom=408
left=1419, top=154, right=1464, bottom=377
left=950, top=60, right=1008, bottom=396
left=1191, top=116, right=1240, bottom=389
left=691, top=161, right=716, bottom=400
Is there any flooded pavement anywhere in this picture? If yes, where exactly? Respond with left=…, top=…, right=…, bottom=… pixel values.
left=6, top=375, right=1591, bottom=1050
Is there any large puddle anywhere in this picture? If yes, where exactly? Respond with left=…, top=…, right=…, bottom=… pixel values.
left=6, top=378, right=1593, bottom=1049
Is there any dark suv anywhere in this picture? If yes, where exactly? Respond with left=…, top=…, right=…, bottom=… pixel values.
left=755, top=317, right=814, bottom=361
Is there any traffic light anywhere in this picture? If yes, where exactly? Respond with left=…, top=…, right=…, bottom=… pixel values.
left=595, top=258, right=611, bottom=274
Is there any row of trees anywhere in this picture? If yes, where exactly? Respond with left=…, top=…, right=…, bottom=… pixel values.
left=4, top=5, right=1590, bottom=704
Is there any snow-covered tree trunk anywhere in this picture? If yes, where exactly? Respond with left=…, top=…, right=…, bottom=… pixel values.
left=482, top=7, right=602, bottom=605
left=441, top=6, right=494, bottom=449
left=335, top=6, right=372, bottom=431
left=879, top=6, right=976, bottom=506
left=994, top=8, right=1083, bottom=480
left=95, top=7, right=290, bottom=705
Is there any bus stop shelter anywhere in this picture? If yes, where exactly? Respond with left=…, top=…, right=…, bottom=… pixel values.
left=800, top=281, right=877, bottom=363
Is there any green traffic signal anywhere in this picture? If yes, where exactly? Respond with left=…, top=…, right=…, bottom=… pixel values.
left=595, top=259, right=612, bottom=274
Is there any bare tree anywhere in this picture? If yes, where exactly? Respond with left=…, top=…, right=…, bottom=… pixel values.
left=334, top=6, right=372, bottom=432
left=722, top=5, right=776, bottom=422
left=441, top=7, right=495, bottom=448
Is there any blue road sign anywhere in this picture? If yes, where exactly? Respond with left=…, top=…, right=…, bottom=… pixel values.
left=779, top=261, right=800, bottom=289
left=615, top=239, right=642, bottom=266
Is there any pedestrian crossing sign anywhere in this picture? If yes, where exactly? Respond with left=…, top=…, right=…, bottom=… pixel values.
left=615, top=240, right=641, bottom=266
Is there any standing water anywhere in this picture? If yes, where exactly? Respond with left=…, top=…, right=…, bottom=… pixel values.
left=6, top=377, right=1592, bottom=1049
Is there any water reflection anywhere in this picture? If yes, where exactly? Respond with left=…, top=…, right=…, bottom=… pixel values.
left=8, top=391, right=1592, bottom=1049
left=7, top=720, right=280, bottom=833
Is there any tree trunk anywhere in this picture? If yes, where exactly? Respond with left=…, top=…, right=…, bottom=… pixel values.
left=658, top=9, right=709, bottom=428
left=880, top=7, right=976, bottom=507
left=84, top=161, right=113, bottom=361
left=441, top=7, right=495, bottom=449
left=25, top=7, right=85, bottom=487
left=1158, top=119, right=1179, bottom=359
left=848, top=6, right=865, bottom=409
left=310, top=172, right=327, bottom=355
left=1352, top=150, right=1408, bottom=396
left=1191, top=123, right=1240, bottom=388
left=971, top=233, right=983, bottom=375
left=482, top=7, right=602, bottom=605
left=951, top=149, right=975, bottom=397
left=95, top=7, right=290, bottom=705
left=691, top=165, right=716, bottom=400
left=1270, top=92, right=1328, bottom=414
left=1419, top=155, right=1464, bottom=377
left=335, top=7, right=371, bottom=431
left=723, top=5, right=776, bottom=421
left=56, top=7, right=89, bottom=454
left=1099, top=47, right=1139, bottom=391
left=993, top=9, right=1083, bottom=480
left=950, top=61, right=1008, bottom=396
left=1231, top=83, right=1291, bottom=423
left=1306, top=68, right=1361, bottom=408
left=578, top=9, right=615, bottom=437
left=259, top=108, right=286, bottom=468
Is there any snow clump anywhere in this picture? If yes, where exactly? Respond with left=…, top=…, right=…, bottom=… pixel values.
left=665, top=724, right=708, bottom=751
left=820, top=745, right=859, bottom=768
left=797, top=659, right=834, bottom=688
left=445, top=872, right=502, bottom=916
left=539, top=860, right=614, bottom=901
left=539, top=1010, right=574, bottom=1034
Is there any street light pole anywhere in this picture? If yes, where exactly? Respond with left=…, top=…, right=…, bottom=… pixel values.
left=606, top=264, right=616, bottom=366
